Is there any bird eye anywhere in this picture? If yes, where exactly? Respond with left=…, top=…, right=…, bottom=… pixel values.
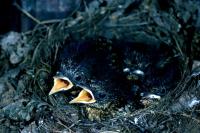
left=99, top=93, right=106, bottom=98
left=75, top=75, right=82, bottom=81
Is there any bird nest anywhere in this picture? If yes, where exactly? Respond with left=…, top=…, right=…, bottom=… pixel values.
left=1, top=0, right=200, bottom=132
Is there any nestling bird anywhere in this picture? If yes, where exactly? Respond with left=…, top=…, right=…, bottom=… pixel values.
left=49, top=38, right=131, bottom=114
left=120, top=42, right=182, bottom=97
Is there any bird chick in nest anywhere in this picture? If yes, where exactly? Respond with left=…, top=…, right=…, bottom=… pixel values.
left=49, top=38, right=130, bottom=120
left=120, top=42, right=182, bottom=105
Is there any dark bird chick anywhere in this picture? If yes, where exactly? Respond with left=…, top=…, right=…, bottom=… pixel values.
left=120, top=42, right=182, bottom=97
left=49, top=39, right=130, bottom=114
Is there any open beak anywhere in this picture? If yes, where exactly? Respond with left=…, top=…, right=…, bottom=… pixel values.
left=69, top=87, right=96, bottom=104
left=49, top=76, right=74, bottom=95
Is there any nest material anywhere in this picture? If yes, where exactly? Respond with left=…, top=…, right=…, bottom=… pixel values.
left=1, top=0, right=200, bottom=132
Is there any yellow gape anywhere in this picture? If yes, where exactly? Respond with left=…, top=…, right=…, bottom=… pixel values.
left=49, top=76, right=74, bottom=95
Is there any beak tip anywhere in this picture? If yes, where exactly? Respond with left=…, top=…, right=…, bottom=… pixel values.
left=69, top=101, right=74, bottom=104
left=69, top=99, right=76, bottom=104
left=49, top=90, right=55, bottom=95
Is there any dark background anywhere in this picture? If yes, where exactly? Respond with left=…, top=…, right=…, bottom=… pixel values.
left=0, top=0, right=82, bottom=34
left=0, top=0, right=21, bottom=34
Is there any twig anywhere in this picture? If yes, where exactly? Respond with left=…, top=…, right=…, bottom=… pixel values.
left=57, top=120, right=75, bottom=133
left=41, top=19, right=63, bottom=24
left=105, top=22, right=149, bottom=27
left=13, top=2, right=41, bottom=24
left=53, top=43, right=60, bottom=64
left=179, top=113, right=200, bottom=124
left=172, top=35, right=184, bottom=57
left=31, top=39, right=45, bottom=65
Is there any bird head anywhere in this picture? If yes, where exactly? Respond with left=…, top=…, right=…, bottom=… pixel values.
left=122, top=42, right=182, bottom=96
left=49, top=58, right=97, bottom=104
